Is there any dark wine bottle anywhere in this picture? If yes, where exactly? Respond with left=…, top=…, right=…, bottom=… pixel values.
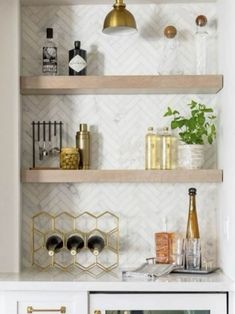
left=45, top=235, right=63, bottom=256
left=66, top=234, right=85, bottom=256
left=69, top=41, right=87, bottom=76
left=87, top=233, right=105, bottom=256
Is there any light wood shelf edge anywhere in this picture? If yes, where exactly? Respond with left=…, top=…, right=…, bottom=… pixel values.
left=21, top=169, right=223, bottom=183
left=21, top=0, right=217, bottom=5
left=20, top=75, right=223, bottom=95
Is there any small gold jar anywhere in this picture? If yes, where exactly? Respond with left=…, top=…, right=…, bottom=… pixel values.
left=60, top=147, right=79, bottom=170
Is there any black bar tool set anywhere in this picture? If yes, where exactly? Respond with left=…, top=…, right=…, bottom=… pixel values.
left=32, top=121, right=63, bottom=168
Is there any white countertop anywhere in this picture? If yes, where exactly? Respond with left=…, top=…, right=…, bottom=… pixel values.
left=0, top=269, right=232, bottom=292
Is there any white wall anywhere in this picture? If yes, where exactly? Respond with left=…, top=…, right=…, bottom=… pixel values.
left=0, top=0, right=20, bottom=272
left=218, top=0, right=235, bottom=281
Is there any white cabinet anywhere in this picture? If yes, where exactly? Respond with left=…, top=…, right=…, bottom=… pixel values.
left=4, top=291, right=88, bottom=314
left=90, top=293, right=227, bottom=314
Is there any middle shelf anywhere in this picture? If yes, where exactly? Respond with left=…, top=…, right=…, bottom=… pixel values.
left=22, top=169, right=223, bottom=183
left=20, top=75, right=223, bottom=95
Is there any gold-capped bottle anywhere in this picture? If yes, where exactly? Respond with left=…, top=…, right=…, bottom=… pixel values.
left=186, top=187, right=200, bottom=239
left=76, top=124, right=90, bottom=169
left=145, top=127, right=161, bottom=170
left=160, top=127, right=177, bottom=170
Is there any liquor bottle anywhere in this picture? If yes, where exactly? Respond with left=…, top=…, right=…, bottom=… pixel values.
left=76, top=124, right=90, bottom=169
left=87, top=233, right=105, bottom=256
left=69, top=41, right=87, bottom=76
left=145, top=127, right=161, bottom=170
left=158, top=25, right=183, bottom=75
left=186, top=188, right=200, bottom=239
left=66, top=234, right=85, bottom=256
left=195, top=15, right=208, bottom=74
left=42, top=28, right=57, bottom=75
left=45, top=235, right=63, bottom=256
left=159, top=127, right=177, bottom=170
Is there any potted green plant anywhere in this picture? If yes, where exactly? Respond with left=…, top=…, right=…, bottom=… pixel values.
left=164, top=100, right=216, bottom=169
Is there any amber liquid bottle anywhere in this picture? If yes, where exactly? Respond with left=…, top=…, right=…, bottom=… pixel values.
left=186, top=188, right=200, bottom=239
left=145, top=127, right=161, bottom=170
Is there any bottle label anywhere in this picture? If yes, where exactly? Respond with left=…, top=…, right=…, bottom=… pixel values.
left=69, top=54, right=87, bottom=73
left=43, top=47, right=57, bottom=73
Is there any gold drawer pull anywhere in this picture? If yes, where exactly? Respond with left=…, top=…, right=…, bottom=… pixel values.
left=27, top=306, right=66, bottom=313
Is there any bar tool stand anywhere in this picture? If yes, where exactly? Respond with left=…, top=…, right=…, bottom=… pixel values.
left=32, top=121, right=63, bottom=169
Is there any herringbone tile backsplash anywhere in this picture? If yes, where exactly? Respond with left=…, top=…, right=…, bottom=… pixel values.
left=21, top=3, right=219, bottom=270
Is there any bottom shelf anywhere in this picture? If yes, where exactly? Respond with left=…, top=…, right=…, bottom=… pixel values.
left=21, top=169, right=223, bottom=183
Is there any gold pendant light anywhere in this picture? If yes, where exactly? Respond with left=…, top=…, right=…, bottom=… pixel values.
left=103, top=0, right=137, bottom=35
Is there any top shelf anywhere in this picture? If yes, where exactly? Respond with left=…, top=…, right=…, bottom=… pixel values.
left=20, top=75, right=223, bottom=95
left=21, top=0, right=217, bottom=6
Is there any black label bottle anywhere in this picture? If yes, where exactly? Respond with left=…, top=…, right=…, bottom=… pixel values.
left=69, top=41, right=87, bottom=76
left=66, top=234, right=84, bottom=256
left=42, top=28, right=57, bottom=75
left=45, top=234, right=63, bottom=256
left=186, top=188, right=200, bottom=239
left=87, top=233, right=105, bottom=256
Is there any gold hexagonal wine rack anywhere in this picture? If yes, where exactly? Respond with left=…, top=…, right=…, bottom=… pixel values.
left=32, top=211, right=119, bottom=276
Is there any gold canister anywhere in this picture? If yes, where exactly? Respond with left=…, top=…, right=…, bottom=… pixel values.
left=159, top=127, right=177, bottom=170
left=145, top=127, right=161, bottom=170
left=76, top=124, right=90, bottom=169
left=60, top=147, right=79, bottom=169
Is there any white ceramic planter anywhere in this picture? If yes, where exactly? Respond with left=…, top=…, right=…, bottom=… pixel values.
left=178, top=144, right=204, bottom=169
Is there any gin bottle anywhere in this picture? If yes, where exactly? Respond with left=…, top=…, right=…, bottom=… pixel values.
left=42, top=28, right=57, bottom=75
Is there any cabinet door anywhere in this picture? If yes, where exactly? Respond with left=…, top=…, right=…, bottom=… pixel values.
left=4, top=291, right=88, bottom=314
left=90, top=293, right=227, bottom=314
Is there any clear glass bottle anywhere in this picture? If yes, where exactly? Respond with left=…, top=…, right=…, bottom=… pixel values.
left=159, top=127, right=177, bottom=170
left=186, top=187, right=200, bottom=239
left=158, top=25, right=183, bottom=75
left=145, top=127, right=161, bottom=170
left=195, top=15, right=208, bottom=74
left=42, top=28, right=57, bottom=75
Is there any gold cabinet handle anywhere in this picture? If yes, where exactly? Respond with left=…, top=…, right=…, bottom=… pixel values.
left=27, top=306, right=66, bottom=313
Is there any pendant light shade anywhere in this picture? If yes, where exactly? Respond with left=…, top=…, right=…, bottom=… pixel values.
left=103, top=0, right=137, bottom=35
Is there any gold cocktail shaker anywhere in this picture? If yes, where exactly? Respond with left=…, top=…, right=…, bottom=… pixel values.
left=76, top=124, right=90, bottom=169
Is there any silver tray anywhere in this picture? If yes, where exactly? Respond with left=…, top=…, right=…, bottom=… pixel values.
left=172, top=267, right=220, bottom=274
left=122, top=263, right=176, bottom=278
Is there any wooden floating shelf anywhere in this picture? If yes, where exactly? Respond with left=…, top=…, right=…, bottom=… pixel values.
left=21, top=0, right=217, bottom=6
left=20, top=75, right=223, bottom=95
left=22, top=169, right=223, bottom=183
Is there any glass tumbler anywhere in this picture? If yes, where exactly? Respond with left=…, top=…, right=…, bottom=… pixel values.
left=185, top=238, right=201, bottom=270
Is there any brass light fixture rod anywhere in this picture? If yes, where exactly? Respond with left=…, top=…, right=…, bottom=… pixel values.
left=27, top=306, right=66, bottom=313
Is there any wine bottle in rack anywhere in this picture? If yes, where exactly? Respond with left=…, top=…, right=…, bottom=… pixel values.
left=66, top=234, right=85, bottom=256
left=87, top=233, right=105, bottom=256
left=45, top=234, right=63, bottom=256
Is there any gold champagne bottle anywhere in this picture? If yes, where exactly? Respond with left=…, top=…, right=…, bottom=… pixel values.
left=145, top=127, right=161, bottom=170
left=186, top=188, right=200, bottom=239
